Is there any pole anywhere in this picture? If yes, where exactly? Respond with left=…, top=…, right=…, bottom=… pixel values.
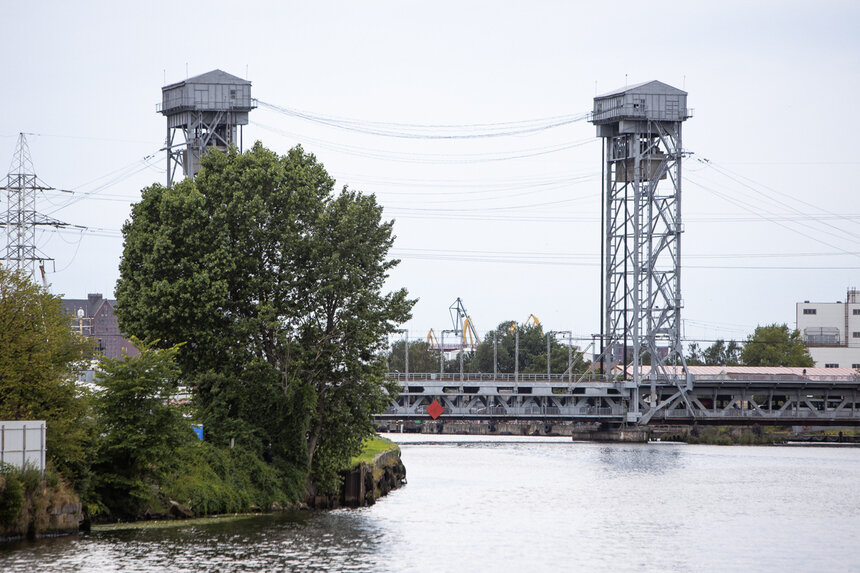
left=493, top=331, right=498, bottom=379
left=568, top=332, right=573, bottom=384
left=404, top=329, right=409, bottom=382
left=515, top=328, right=519, bottom=386
left=546, top=332, right=553, bottom=377
left=440, top=330, right=445, bottom=376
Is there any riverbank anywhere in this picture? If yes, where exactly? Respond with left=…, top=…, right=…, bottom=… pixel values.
left=651, top=424, right=860, bottom=445
left=308, top=437, right=406, bottom=509
left=0, top=467, right=82, bottom=542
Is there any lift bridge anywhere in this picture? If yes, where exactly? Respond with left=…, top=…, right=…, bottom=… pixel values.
left=379, top=81, right=860, bottom=427
left=378, top=370, right=860, bottom=426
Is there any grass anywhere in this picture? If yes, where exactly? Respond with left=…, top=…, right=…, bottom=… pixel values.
left=350, top=436, right=398, bottom=467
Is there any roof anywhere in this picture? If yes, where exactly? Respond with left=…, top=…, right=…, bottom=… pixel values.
left=595, top=80, right=687, bottom=100
left=62, top=294, right=115, bottom=318
left=163, top=69, right=250, bottom=90
left=626, top=365, right=859, bottom=378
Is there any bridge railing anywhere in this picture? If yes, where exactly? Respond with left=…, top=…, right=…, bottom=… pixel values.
left=382, top=404, right=626, bottom=418
left=387, top=372, right=611, bottom=383
left=388, top=372, right=860, bottom=385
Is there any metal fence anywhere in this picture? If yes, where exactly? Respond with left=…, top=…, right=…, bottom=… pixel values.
left=0, top=421, right=46, bottom=471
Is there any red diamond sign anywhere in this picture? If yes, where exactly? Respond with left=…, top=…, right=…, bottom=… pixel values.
left=427, top=400, right=443, bottom=419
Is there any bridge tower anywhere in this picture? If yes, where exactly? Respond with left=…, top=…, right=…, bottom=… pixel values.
left=159, top=69, right=255, bottom=186
left=590, top=81, right=692, bottom=421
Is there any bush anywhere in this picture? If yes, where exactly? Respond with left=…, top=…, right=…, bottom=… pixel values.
left=163, top=442, right=299, bottom=516
left=0, top=470, right=25, bottom=525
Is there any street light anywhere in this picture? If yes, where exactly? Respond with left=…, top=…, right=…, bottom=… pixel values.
left=395, top=329, right=409, bottom=382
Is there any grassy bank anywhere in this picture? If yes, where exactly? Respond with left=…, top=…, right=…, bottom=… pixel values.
left=0, top=465, right=81, bottom=540
left=350, top=436, right=399, bottom=467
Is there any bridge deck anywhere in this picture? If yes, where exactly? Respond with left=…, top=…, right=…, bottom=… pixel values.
left=380, top=373, right=860, bottom=425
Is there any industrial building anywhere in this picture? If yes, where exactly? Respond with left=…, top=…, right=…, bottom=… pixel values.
left=62, top=293, right=138, bottom=360
left=796, top=288, right=860, bottom=370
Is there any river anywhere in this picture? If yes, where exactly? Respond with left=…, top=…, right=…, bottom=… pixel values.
left=1, top=435, right=858, bottom=572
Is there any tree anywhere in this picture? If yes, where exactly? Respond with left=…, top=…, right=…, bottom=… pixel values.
left=115, top=144, right=412, bottom=494
left=0, top=267, right=92, bottom=487
left=469, top=321, right=588, bottom=375
left=686, top=339, right=741, bottom=366
left=387, top=340, right=442, bottom=373
left=703, top=339, right=742, bottom=366
left=685, top=342, right=704, bottom=366
left=740, top=324, right=814, bottom=367
left=91, top=339, right=191, bottom=517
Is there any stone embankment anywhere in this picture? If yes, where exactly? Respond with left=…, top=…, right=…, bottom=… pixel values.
left=0, top=476, right=83, bottom=542
left=309, top=446, right=407, bottom=509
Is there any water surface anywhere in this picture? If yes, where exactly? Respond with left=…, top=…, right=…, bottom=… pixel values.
left=1, top=435, right=857, bottom=572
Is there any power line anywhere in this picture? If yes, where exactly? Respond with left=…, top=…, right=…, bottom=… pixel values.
left=257, top=100, right=590, bottom=139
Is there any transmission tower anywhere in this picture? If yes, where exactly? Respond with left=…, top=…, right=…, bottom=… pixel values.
left=0, top=133, right=67, bottom=284
left=590, top=81, right=692, bottom=420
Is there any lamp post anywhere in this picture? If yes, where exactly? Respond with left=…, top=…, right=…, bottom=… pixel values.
left=396, top=329, right=409, bottom=382
left=554, top=331, right=573, bottom=383
left=441, top=329, right=456, bottom=377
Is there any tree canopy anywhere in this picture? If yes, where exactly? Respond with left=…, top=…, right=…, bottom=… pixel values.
left=740, top=324, right=814, bottom=367
left=115, top=144, right=412, bottom=493
left=469, top=321, right=588, bottom=375
left=686, top=339, right=742, bottom=366
left=0, top=267, right=92, bottom=486
left=92, top=339, right=191, bottom=517
left=387, top=340, right=442, bottom=373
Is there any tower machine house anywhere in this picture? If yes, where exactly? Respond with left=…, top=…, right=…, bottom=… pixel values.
left=159, top=69, right=255, bottom=186
left=590, top=81, right=692, bottom=422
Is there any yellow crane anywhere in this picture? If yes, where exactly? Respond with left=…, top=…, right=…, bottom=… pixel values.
left=426, top=328, right=440, bottom=350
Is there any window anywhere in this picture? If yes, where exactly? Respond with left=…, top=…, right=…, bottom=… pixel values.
left=853, top=364, right=860, bottom=370
left=803, top=308, right=817, bottom=315
left=824, top=363, right=839, bottom=368
left=854, top=309, right=860, bottom=315
left=854, top=332, right=860, bottom=338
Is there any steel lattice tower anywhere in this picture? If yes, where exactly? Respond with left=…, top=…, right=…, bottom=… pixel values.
left=0, top=133, right=66, bottom=282
left=159, top=70, right=255, bottom=186
left=590, top=81, right=692, bottom=421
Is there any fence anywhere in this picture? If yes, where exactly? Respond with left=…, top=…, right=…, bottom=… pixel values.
left=0, top=421, right=46, bottom=471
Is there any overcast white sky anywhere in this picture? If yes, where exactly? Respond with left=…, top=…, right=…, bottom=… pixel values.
left=1, top=1, right=858, bottom=348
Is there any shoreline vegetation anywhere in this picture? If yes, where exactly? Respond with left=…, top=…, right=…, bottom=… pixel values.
left=0, top=436, right=404, bottom=542
left=1, top=145, right=414, bottom=541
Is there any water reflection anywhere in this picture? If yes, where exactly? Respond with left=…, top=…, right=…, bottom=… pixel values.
left=596, top=444, right=685, bottom=476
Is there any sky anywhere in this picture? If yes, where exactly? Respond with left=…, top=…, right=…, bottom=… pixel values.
left=1, top=1, right=858, bottom=350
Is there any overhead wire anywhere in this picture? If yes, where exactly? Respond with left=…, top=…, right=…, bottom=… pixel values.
left=257, top=100, right=591, bottom=139
left=252, top=120, right=595, bottom=164
left=686, top=174, right=860, bottom=258
left=699, top=158, right=860, bottom=241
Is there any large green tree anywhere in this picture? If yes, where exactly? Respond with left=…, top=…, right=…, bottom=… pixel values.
left=740, top=324, right=814, bottom=367
left=115, top=144, right=412, bottom=493
left=468, top=321, right=588, bottom=375
left=0, top=267, right=92, bottom=487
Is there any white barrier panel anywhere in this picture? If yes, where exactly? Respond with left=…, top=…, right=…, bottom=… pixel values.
left=0, top=421, right=46, bottom=471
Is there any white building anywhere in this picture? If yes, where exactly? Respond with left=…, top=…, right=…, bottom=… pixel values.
left=796, top=288, right=860, bottom=370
